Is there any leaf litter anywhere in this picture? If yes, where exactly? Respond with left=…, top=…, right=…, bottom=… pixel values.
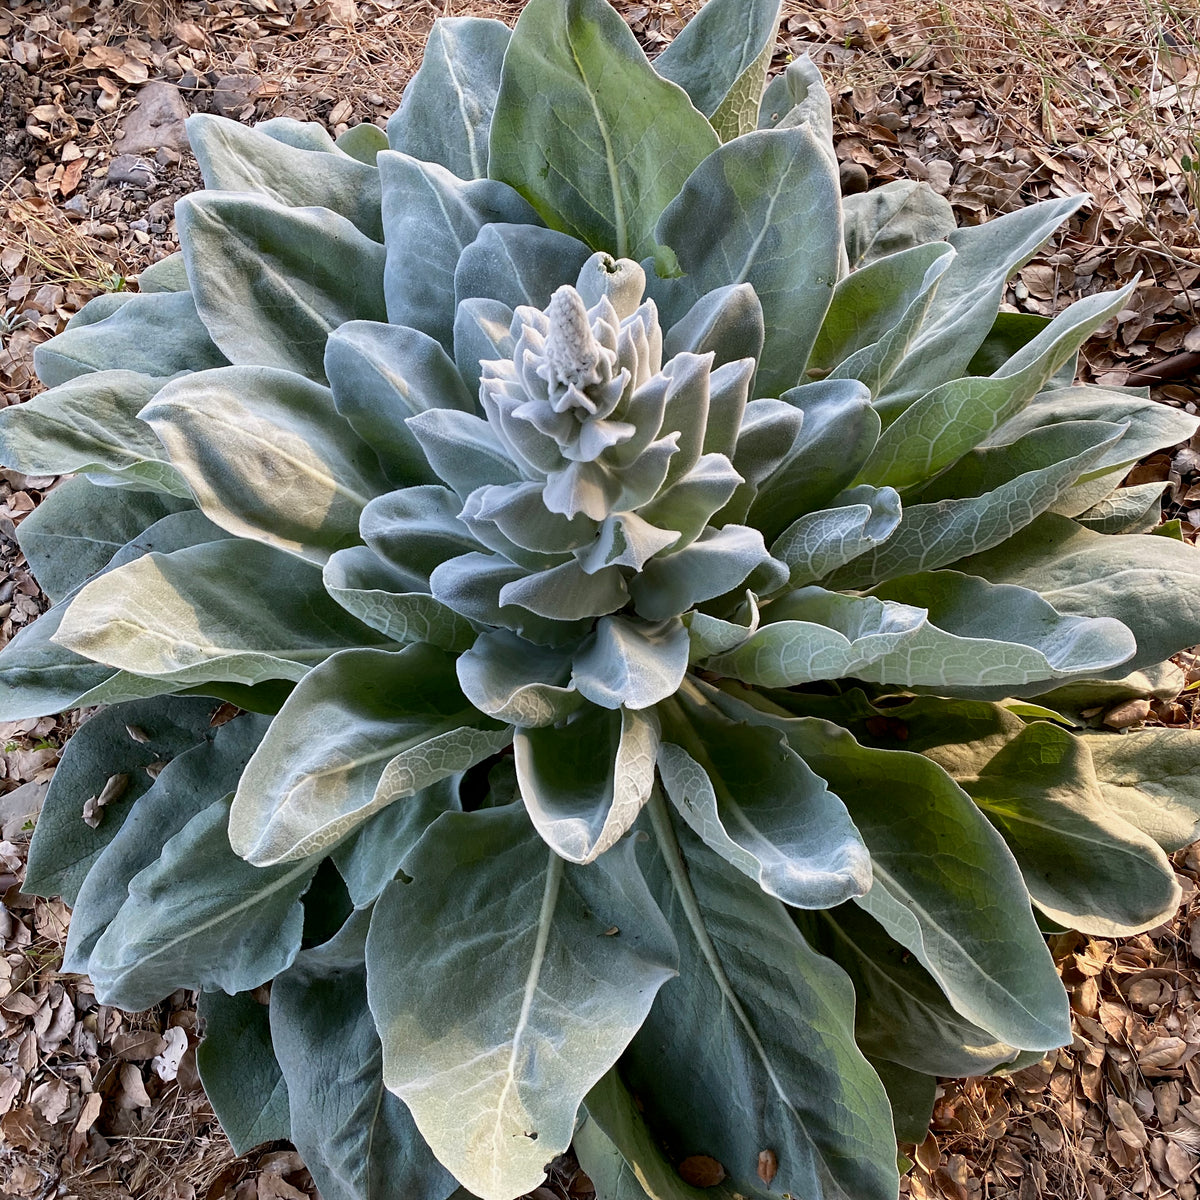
left=1, top=0, right=1199, bottom=1195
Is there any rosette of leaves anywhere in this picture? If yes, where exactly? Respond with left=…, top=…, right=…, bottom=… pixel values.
left=3, top=0, right=1200, bottom=1196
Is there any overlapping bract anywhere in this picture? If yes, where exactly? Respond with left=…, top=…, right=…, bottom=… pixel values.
left=4, top=0, right=1200, bottom=1198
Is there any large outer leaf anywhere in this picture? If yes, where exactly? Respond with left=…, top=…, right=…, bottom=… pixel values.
left=875, top=194, right=1086, bottom=410
left=657, top=689, right=869, bottom=908
left=708, top=688, right=1071, bottom=1051
left=654, top=126, right=841, bottom=396
left=861, top=571, right=1135, bottom=694
left=514, top=703, right=659, bottom=862
left=625, top=794, right=899, bottom=1200
left=62, top=713, right=269, bottom=975
left=271, top=913, right=456, bottom=1200
left=16, top=480, right=187, bottom=604
left=962, top=722, right=1180, bottom=936
left=87, top=794, right=318, bottom=1011
left=141, top=366, right=388, bottom=562
left=0, top=512, right=228, bottom=722
left=186, top=113, right=383, bottom=240
left=840, top=180, right=955, bottom=268
left=387, top=17, right=511, bottom=180
left=366, top=805, right=677, bottom=1200
left=958, top=512, right=1200, bottom=672
left=577, top=1071, right=711, bottom=1200
left=654, top=0, right=781, bottom=138
left=1082, top=729, right=1200, bottom=852
left=0, top=370, right=186, bottom=495
left=488, top=0, right=718, bottom=260
left=177, top=193, right=386, bottom=380
left=230, top=645, right=511, bottom=865
left=827, top=421, right=1128, bottom=588
left=801, top=904, right=1024, bottom=1078
left=196, top=990, right=290, bottom=1155
left=32, top=291, right=229, bottom=387
left=55, top=539, right=389, bottom=687
left=25, top=695, right=220, bottom=902
left=859, top=286, right=1133, bottom=490
left=378, top=152, right=539, bottom=349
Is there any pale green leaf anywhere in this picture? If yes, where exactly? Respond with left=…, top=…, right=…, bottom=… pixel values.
left=707, top=691, right=1071, bottom=1051
left=186, top=113, right=383, bottom=239
left=456, top=628, right=580, bottom=726
left=654, top=126, right=841, bottom=395
left=141, top=366, right=389, bottom=562
left=33, top=291, right=228, bottom=388
left=323, top=545, right=479, bottom=652
left=0, top=370, right=187, bottom=495
left=958, top=512, right=1200, bottom=672
left=771, top=485, right=901, bottom=586
left=386, top=16, right=511, bottom=179
left=366, top=804, right=678, bottom=1200
left=488, top=0, right=719, bottom=259
left=229, top=645, right=511, bottom=865
left=454, top=221, right=594, bottom=311
left=515, top=703, right=659, bottom=862
left=55, top=539, right=389, bottom=687
left=177, top=192, right=386, bottom=380
left=840, top=179, right=955, bottom=268
left=1082, top=728, right=1200, bottom=852
left=571, top=615, right=690, bottom=711
left=16, top=480, right=188, bottom=603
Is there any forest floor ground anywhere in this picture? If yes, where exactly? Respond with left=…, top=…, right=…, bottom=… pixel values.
left=2, top=0, right=1200, bottom=1197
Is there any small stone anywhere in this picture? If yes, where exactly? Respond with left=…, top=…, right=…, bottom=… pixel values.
left=839, top=161, right=869, bottom=196
left=115, top=81, right=190, bottom=155
left=129, top=219, right=149, bottom=233
left=63, top=194, right=88, bottom=216
left=211, top=73, right=261, bottom=118
left=107, top=153, right=156, bottom=187
left=148, top=221, right=167, bottom=234
left=178, top=72, right=199, bottom=91
left=94, top=224, right=119, bottom=242
left=155, top=145, right=181, bottom=168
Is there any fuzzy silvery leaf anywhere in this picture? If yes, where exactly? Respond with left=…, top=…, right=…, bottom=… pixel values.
left=840, top=179, right=956, bottom=268
left=177, top=193, right=387, bottom=381
left=25, top=695, right=225, bottom=903
left=16, top=480, right=188, bottom=604
left=489, top=0, right=718, bottom=260
left=378, top=152, right=540, bottom=349
left=0, top=512, right=229, bottom=722
left=386, top=17, right=511, bottom=180
left=323, top=546, right=478, bottom=652
left=0, top=370, right=189, bottom=495
left=141, top=366, right=390, bottom=563
left=366, top=805, right=677, bottom=1200
left=515, top=703, right=659, bottom=862
left=657, top=691, right=870, bottom=908
left=457, top=628, right=580, bottom=726
left=186, top=113, right=384, bottom=240
left=54, top=539, right=390, bottom=688
left=33, top=291, right=229, bottom=388
left=229, top=645, right=512, bottom=865
left=655, top=126, right=842, bottom=396
left=196, top=990, right=290, bottom=1156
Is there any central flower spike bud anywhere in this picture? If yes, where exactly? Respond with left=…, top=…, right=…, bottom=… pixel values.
left=447, top=251, right=774, bottom=644
left=539, top=285, right=607, bottom=404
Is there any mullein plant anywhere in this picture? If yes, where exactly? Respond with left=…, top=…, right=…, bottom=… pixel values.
left=2, top=0, right=1199, bottom=1195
